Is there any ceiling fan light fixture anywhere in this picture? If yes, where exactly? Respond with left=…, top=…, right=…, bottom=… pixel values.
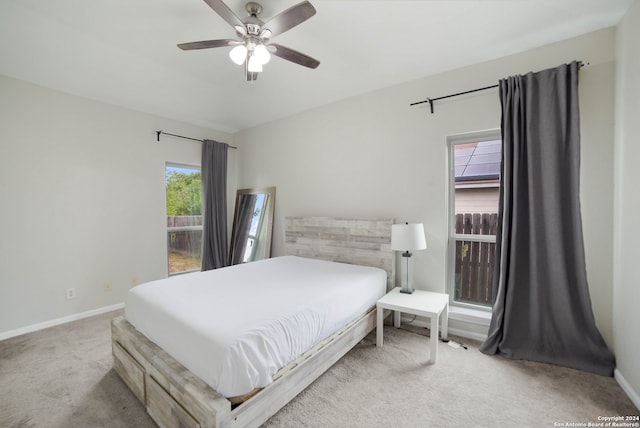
left=247, top=54, right=263, bottom=72
left=229, top=44, right=248, bottom=65
left=254, top=44, right=271, bottom=64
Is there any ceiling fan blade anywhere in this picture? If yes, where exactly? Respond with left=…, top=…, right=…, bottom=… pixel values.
left=270, top=43, right=319, bottom=69
left=202, top=0, right=244, bottom=29
left=177, top=39, right=236, bottom=50
left=262, top=1, right=316, bottom=37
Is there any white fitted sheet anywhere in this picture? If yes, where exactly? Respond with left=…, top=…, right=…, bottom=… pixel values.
left=124, top=256, right=386, bottom=398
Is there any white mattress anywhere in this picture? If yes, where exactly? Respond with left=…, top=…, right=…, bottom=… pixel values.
left=124, top=255, right=386, bottom=397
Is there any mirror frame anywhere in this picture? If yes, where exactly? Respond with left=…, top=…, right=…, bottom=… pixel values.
left=228, top=186, right=276, bottom=265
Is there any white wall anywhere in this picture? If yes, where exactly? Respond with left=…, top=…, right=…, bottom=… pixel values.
left=614, top=0, right=640, bottom=407
left=235, top=29, right=617, bottom=345
left=0, top=76, right=236, bottom=335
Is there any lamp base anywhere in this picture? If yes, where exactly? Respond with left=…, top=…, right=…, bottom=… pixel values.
left=400, top=251, right=414, bottom=294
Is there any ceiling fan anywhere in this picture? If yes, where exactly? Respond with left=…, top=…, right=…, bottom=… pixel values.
left=178, top=0, right=320, bottom=81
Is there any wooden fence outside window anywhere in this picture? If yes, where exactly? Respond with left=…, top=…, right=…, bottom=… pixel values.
left=455, top=213, right=498, bottom=306
left=167, top=216, right=202, bottom=274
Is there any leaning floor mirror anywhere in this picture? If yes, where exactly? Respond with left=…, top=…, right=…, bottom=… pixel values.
left=229, top=187, right=276, bottom=265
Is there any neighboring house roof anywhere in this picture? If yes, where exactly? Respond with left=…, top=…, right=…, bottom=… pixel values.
left=455, top=140, right=501, bottom=185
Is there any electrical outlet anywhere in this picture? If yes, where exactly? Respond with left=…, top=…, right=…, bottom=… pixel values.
left=104, top=282, right=112, bottom=292
left=66, top=288, right=76, bottom=299
left=131, top=277, right=138, bottom=286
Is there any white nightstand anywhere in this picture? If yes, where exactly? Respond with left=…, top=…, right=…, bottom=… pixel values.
left=376, top=287, right=449, bottom=363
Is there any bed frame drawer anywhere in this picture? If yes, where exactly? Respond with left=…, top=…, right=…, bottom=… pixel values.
left=112, top=341, right=145, bottom=404
left=146, top=374, right=201, bottom=428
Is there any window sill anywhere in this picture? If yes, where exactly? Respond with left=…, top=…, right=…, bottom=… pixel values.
left=448, top=305, right=492, bottom=326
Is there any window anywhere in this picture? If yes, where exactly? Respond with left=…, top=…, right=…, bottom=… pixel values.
left=165, top=164, right=202, bottom=275
left=447, top=131, right=501, bottom=308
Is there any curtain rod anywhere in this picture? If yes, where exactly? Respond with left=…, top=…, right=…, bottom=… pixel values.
left=155, top=130, right=237, bottom=149
left=410, top=60, right=586, bottom=114
left=410, top=84, right=498, bottom=113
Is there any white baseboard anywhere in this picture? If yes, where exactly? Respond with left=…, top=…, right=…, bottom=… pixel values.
left=400, top=315, right=488, bottom=342
left=615, top=369, right=640, bottom=410
left=0, top=302, right=125, bottom=341
left=447, top=326, right=488, bottom=343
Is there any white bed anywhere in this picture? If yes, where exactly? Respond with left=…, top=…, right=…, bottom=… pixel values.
left=111, top=216, right=394, bottom=428
left=124, top=255, right=386, bottom=398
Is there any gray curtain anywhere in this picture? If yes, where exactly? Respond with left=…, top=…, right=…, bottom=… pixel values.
left=480, top=61, right=615, bottom=376
left=201, top=139, right=228, bottom=271
left=229, top=194, right=258, bottom=265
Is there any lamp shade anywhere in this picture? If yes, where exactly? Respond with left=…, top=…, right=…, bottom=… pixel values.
left=391, top=223, right=427, bottom=251
left=253, top=44, right=271, bottom=64
left=229, top=45, right=248, bottom=65
left=247, top=54, right=263, bottom=72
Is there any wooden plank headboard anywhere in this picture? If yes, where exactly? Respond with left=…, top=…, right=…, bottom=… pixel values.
left=284, top=217, right=395, bottom=290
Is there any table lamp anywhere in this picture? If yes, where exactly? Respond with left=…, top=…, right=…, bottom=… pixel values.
left=391, top=223, right=427, bottom=294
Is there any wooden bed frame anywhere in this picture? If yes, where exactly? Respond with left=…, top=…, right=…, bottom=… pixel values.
left=111, top=217, right=394, bottom=428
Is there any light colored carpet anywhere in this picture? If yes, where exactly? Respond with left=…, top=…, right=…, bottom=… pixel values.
left=1, top=310, right=637, bottom=427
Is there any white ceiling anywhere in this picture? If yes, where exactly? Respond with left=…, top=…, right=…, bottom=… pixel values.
left=0, top=0, right=631, bottom=133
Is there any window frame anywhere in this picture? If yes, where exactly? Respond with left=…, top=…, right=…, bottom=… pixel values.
left=165, top=162, right=202, bottom=276
left=446, top=129, right=501, bottom=311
